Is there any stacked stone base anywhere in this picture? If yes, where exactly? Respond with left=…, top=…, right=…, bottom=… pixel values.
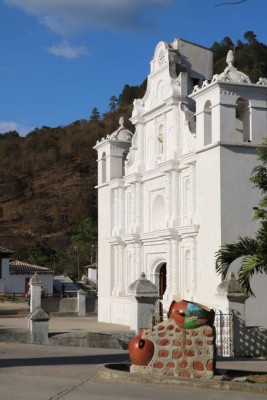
left=130, top=320, right=215, bottom=379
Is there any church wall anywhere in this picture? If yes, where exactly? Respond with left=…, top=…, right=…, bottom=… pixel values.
left=220, top=145, right=260, bottom=243
left=194, top=146, right=224, bottom=309
left=97, top=185, right=113, bottom=323
left=219, top=145, right=267, bottom=328
left=110, top=297, right=131, bottom=325
left=251, top=106, right=267, bottom=143
left=245, top=273, right=267, bottom=328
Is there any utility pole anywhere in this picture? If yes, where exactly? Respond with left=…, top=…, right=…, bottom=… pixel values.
left=75, top=246, right=80, bottom=279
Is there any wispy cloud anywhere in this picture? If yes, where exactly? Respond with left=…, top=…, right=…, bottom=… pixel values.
left=47, top=41, right=90, bottom=59
left=0, top=121, right=34, bottom=136
left=3, top=0, right=173, bottom=35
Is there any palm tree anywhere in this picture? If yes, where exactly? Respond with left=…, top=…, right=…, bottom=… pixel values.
left=215, top=228, right=267, bottom=296
left=215, top=139, right=267, bottom=296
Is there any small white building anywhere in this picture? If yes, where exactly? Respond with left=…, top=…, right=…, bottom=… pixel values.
left=83, top=263, right=97, bottom=287
left=0, top=246, right=53, bottom=295
left=94, top=39, right=267, bottom=334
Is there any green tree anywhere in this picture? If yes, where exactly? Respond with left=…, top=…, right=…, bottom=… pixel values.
left=27, top=240, right=57, bottom=268
left=71, top=217, right=97, bottom=275
left=118, top=79, right=147, bottom=107
left=221, top=36, right=234, bottom=48
left=244, top=31, right=258, bottom=44
left=2, top=130, right=20, bottom=139
left=108, top=95, right=119, bottom=112
left=215, top=139, right=267, bottom=295
left=89, top=107, right=100, bottom=121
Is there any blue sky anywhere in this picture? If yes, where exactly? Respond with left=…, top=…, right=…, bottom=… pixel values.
left=0, top=0, right=266, bottom=136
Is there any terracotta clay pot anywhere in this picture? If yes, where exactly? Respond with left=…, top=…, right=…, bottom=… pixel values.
left=128, top=334, right=154, bottom=366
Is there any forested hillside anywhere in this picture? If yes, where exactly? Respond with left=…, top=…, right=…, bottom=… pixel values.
left=0, top=32, right=266, bottom=276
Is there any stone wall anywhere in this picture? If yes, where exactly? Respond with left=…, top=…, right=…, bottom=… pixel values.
left=41, top=297, right=97, bottom=315
left=130, top=320, right=215, bottom=379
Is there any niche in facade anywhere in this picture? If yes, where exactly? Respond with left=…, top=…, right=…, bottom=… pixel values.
left=157, top=124, right=164, bottom=156
left=152, top=195, right=165, bottom=230
left=101, top=152, right=106, bottom=183
left=235, top=98, right=250, bottom=142
left=204, top=100, right=212, bottom=145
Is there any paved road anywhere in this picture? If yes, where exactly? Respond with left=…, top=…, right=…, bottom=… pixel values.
left=0, top=342, right=266, bottom=400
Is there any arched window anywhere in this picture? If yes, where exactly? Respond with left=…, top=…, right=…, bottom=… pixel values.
left=101, top=152, right=106, bottom=183
left=204, top=100, right=212, bottom=145
left=235, top=98, right=250, bottom=142
left=152, top=195, right=165, bottom=230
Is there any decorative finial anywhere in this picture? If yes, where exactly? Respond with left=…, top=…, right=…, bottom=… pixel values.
left=226, top=50, right=235, bottom=68
left=119, top=116, right=124, bottom=127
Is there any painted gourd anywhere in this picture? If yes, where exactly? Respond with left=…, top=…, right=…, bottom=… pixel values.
left=168, top=300, right=214, bottom=329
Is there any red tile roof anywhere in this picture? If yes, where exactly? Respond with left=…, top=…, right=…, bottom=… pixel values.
left=9, top=260, right=53, bottom=275
left=0, top=246, right=15, bottom=256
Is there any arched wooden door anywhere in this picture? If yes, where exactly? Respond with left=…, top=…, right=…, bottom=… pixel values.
left=159, top=263, right=166, bottom=317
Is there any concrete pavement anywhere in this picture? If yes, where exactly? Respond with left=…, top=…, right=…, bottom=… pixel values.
left=0, top=342, right=267, bottom=400
left=0, top=300, right=131, bottom=333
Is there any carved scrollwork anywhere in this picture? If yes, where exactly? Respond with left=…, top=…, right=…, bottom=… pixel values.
left=257, top=77, right=267, bottom=85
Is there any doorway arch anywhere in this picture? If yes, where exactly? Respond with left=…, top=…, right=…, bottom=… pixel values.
left=156, top=262, right=166, bottom=318
left=148, top=258, right=167, bottom=319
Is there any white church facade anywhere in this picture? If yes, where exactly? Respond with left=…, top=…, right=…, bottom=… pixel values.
left=94, top=38, right=267, bottom=331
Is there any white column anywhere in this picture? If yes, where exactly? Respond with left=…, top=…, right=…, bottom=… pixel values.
left=117, top=244, right=125, bottom=296
left=118, top=187, right=124, bottom=234
left=77, top=289, right=86, bottom=317
left=171, top=171, right=178, bottom=226
left=114, top=189, right=118, bottom=234
left=135, top=243, right=142, bottom=279
left=130, top=247, right=135, bottom=284
left=137, top=123, right=145, bottom=168
left=29, top=274, right=42, bottom=313
left=112, top=245, right=119, bottom=296
left=165, top=172, right=171, bottom=226
left=131, top=185, right=136, bottom=232
left=171, top=239, right=179, bottom=297
left=164, top=240, right=173, bottom=299
left=191, top=238, right=197, bottom=297
left=189, top=163, right=196, bottom=224
left=173, top=105, right=182, bottom=156
left=135, top=181, right=142, bottom=233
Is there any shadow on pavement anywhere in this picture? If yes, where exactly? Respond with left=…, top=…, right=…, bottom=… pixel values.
left=0, top=353, right=130, bottom=368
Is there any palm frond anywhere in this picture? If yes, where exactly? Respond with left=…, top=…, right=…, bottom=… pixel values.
left=215, top=236, right=258, bottom=280
left=238, top=255, right=261, bottom=296
left=239, top=253, right=267, bottom=296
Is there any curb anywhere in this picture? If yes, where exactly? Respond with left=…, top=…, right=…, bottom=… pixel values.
left=97, top=363, right=267, bottom=394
